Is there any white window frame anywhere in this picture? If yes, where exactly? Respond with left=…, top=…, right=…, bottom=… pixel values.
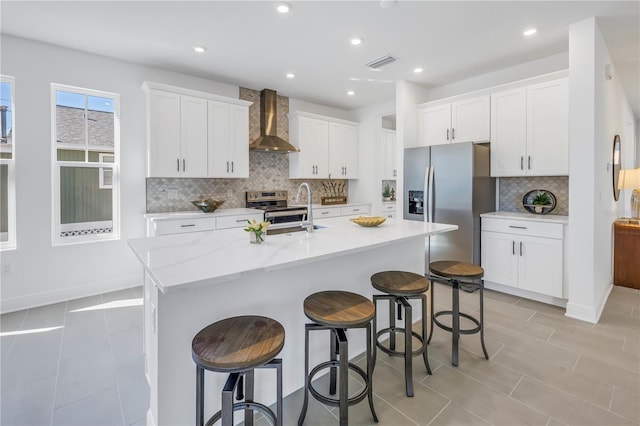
left=0, top=75, right=16, bottom=250
left=98, top=153, right=114, bottom=189
left=51, top=83, right=120, bottom=246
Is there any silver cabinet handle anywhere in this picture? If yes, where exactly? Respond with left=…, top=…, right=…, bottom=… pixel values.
left=235, top=219, right=246, bottom=222
left=321, top=211, right=329, bottom=215
left=452, top=128, right=455, bottom=140
left=520, top=241, right=523, bottom=256
left=512, top=241, right=515, bottom=255
left=183, top=159, right=186, bottom=172
left=509, top=225, right=527, bottom=229
left=520, top=156, right=524, bottom=170
left=180, top=224, right=196, bottom=228
left=226, top=161, right=229, bottom=173
left=446, top=128, right=450, bottom=141
left=393, top=170, right=397, bottom=177
left=177, top=158, right=180, bottom=172
left=231, top=161, right=234, bottom=173
left=528, top=156, right=531, bottom=170
left=353, top=209, right=360, bottom=212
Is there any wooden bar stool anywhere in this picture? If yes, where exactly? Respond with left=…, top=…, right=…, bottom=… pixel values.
left=370, top=271, right=432, bottom=397
left=192, top=315, right=284, bottom=426
left=298, top=291, right=378, bottom=426
left=427, top=260, right=489, bottom=367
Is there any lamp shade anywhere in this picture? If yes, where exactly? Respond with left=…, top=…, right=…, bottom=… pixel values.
left=617, top=168, right=640, bottom=190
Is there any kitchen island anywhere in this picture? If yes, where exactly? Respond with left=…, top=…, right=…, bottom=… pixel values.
left=128, top=217, right=457, bottom=425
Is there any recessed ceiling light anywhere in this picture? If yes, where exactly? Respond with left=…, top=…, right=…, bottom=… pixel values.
left=193, top=46, right=206, bottom=53
left=347, top=91, right=355, bottom=96
left=286, top=73, right=295, bottom=79
left=523, top=28, right=537, bottom=36
left=276, top=2, right=291, bottom=13
left=380, top=0, right=397, bottom=8
left=348, top=77, right=360, bottom=81
left=414, top=67, right=423, bottom=73
left=350, top=37, right=363, bottom=46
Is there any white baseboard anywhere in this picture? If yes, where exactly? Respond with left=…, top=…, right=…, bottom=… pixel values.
left=484, top=281, right=567, bottom=308
left=0, top=276, right=142, bottom=314
left=565, top=283, right=612, bottom=324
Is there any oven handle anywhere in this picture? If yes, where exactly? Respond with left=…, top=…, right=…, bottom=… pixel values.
left=264, top=209, right=308, bottom=218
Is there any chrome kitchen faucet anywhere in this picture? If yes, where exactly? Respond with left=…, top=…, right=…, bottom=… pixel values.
left=296, top=183, right=314, bottom=232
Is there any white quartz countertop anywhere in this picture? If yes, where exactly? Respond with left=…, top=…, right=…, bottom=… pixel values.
left=144, top=208, right=262, bottom=221
left=481, top=211, right=568, bottom=224
left=128, top=217, right=457, bottom=293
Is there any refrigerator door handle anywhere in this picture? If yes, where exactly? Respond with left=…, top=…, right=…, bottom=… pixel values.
left=424, top=166, right=434, bottom=222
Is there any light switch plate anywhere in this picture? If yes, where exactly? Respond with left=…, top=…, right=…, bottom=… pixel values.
left=167, top=189, right=179, bottom=199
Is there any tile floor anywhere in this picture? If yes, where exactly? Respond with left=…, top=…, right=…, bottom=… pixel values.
left=1, top=284, right=638, bottom=425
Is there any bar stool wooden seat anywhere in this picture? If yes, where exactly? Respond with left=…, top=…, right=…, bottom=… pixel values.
left=298, top=291, right=378, bottom=426
left=370, top=271, right=432, bottom=397
left=428, top=260, right=489, bottom=367
left=192, top=315, right=284, bottom=426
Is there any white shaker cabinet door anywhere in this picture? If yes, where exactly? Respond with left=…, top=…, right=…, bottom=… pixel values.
left=481, top=231, right=519, bottom=288
left=418, top=104, right=451, bottom=146
left=207, top=101, right=249, bottom=178
left=490, top=88, right=527, bottom=177
left=517, top=235, right=563, bottom=298
left=179, top=95, right=208, bottom=177
left=289, top=116, right=329, bottom=178
left=148, top=90, right=181, bottom=177
left=526, top=78, right=569, bottom=176
left=451, top=95, right=490, bottom=144
left=328, top=121, right=358, bottom=179
left=381, top=129, right=397, bottom=180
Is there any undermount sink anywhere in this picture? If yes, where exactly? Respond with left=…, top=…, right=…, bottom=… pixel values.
left=267, top=225, right=326, bottom=235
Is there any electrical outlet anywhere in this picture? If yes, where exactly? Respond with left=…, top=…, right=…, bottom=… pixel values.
left=167, top=189, right=179, bottom=200
left=2, top=263, right=11, bottom=274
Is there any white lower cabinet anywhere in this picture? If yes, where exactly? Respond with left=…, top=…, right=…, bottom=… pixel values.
left=377, top=203, right=397, bottom=219
left=481, top=217, right=564, bottom=298
left=313, top=203, right=370, bottom=219
left=148, top=211, right=263, bottom=236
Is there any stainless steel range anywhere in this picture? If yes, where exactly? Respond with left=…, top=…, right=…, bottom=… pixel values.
left=246, top=190, right=308, bottom=234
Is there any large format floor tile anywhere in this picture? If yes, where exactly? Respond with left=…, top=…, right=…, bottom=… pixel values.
left=0, top=285, right=638, bottom=426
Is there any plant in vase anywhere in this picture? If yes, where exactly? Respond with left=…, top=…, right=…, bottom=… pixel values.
left=382, top=184, right=392, bottom=201
left=532, top=191, right=551, bottom=213
left=244, top=219, right=270, bottom=244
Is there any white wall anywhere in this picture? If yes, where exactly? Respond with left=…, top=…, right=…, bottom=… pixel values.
left=0, top=35, right=349, bottom=313
left=566, top=18, right=636, bottom=323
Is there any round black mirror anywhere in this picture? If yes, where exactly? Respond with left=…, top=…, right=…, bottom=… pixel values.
left=612, top=135, right=621, bottom=201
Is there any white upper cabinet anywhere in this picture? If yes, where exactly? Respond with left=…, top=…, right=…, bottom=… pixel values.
left=381, top=129, right=397, bottom=180
left=418, top=95, right=490, bottom=146
left=491, top=77, right=568, bottom=177
left=148, top=91, right=207, bottom=177
left=144, top=81, right=251, bottom=178
left=328, top=121, right=358, bottom=179
left=289, top=112, right=358, bottom=179
left=207, top=100, right=250, bottom=178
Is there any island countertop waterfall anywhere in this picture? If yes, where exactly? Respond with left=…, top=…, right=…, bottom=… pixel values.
left=128, top=217, right=458, bottom=425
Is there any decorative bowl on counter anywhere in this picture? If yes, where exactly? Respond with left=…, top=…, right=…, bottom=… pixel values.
left=191, top=199, right=224, bottom=213
left=349, top=216, right=386, bottom=227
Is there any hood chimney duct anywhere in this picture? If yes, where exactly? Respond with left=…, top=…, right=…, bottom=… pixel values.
left=249, top=89, right=300, bottom=153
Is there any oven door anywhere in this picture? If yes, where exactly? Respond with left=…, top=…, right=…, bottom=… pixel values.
left=265, top=208, right=308, bottom=227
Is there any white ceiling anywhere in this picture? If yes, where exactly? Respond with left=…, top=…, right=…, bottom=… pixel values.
left=1, top=1, right=638, bottom=116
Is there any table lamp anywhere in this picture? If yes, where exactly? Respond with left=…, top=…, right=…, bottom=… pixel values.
left=618, top=167, right=640, bottom=221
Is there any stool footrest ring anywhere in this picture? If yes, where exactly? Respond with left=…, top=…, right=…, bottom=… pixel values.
left=432, top=310, right=481, bottom=335
left=207, top=401, right=276, bottom=426
left=308, top=360, right=369, bottom=407
left=376, top=327, right=426, bottom=357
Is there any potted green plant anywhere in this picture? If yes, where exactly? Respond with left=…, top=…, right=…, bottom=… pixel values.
left=382, top=184, right=392, bottom=201
left=532, top=191, right=551, bottom=213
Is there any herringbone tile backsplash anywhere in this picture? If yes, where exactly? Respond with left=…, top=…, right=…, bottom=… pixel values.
left=499, top=176, right=569, bottom=215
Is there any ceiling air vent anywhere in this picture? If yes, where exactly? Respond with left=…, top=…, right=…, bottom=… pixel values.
left=365, top=54, right=398, bottom=70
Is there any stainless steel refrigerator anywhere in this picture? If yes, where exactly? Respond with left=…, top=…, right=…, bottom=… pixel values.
left=404, top=142, right=495, bottom=269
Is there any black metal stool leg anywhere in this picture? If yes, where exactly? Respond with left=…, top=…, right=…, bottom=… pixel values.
left=451, top=279, right=460, bottom=367
left=196, top=365, right=204, bottom=426
left=297, top=325, right=310, bottom=426
left=420, top=294, right=432, bottom=375
left=337, top=328, right=349, bottom=426
left=366, top=323, right=379, bottom=422
left=244, top=370, right=254, bottom=426
left=330, top=329, right=338, bottom=395
left=428, top=281, right=435, bottom=344
left=221, top=373, right=239, bottom=426
left=388, top=299, right=396, bottom=352
left=479, top=283, right=489, bottom=359
left=399, top=297, right=414, bottom=397
left=274, top=359, right=283, bottom=426
left=372, top=295, right=379, bottom=371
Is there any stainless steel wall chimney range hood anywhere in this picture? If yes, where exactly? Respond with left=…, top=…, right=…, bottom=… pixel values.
left=249, top=89, right=300, bottom=153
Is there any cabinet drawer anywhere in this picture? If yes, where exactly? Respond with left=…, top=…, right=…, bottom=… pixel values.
left=314, top=207, right=341, bottom=218
left=340, top=205, right=370, bottom=216
left=216, top=213, right=264, bottom=230
left=380, top=204, right=397, bottom=212
left=482, top=217, right=563, bottom=239
left=153, top=217, right=216, bottom=236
